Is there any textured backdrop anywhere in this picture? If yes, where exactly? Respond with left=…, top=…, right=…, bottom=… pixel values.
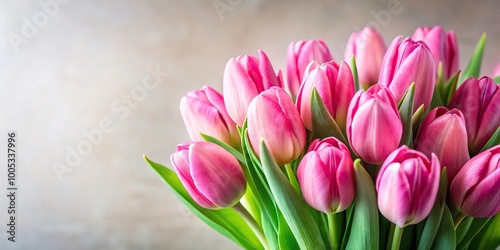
left=1, top=0, right=499, bottom=249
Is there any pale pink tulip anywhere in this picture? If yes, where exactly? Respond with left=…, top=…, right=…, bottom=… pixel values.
left=377, top=146, right=440, bottom=227
left=223, top=50, right=283, bottom=125
left=171, top=142, right=246, bottom=209
left=297, top=137, right=355, bottom=214
left=345, top=27, right=386, bottom=89
left=247, top=87, right=306, bottom=166
left=493, top=64, right=500, bottom=77
left=296, top=61, right=354, bottom=131
left=346, top=85, right=402, bottom=165
left=287, top=40, right=333, bottom=99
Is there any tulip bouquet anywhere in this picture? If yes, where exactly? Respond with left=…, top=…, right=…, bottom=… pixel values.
left=145, top=26, right=500, bottom=249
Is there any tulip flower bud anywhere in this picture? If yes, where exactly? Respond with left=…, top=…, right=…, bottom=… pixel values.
left=412, top=26, right=459, bottom=79
left=346, top=85, right=402, bottom=165
left=451, top=145, right=500, bottom=218
left=286, top=40, right=333, bottom=99
left=297, top=137, right=355, bottom=214
left=448, top=77, right=500, bottom=154
left=414, top=107, right=470, bottom=182
left=344, top=27, right=386, bottom=89
left=378, top=37, right=436, bottom=112
left=223, top=50, right=283, bottom=125
left=170, top=142, right=246, bottom=209
left=247, top=87, right=306, bottom=166
left=376, top=146, right=440, bottom=227
left=296, top=61, right=354, bottom=131
left=180, top=86, right=240, bottom=148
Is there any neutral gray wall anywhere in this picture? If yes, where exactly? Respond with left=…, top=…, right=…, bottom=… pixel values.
left=1, top=0, right=499, bottom=249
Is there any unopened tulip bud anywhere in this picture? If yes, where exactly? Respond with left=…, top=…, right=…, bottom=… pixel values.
left=377, top=146, right=440, bottom=227
left=170, top=142, right=246, bottom=209
left=345, top=27, right=386, bottom=89
left=296, top=61, right=354, bottom=131
left=412, top=26, right=459, bottom=79
left=415, top=107, right=470, bottom=182
left=451, top=145, right=500, bottom=218
left=347, top=85, right=402, bottom=165
left=448, top=77, right=500, bottom=154
left=223, top=50, right=282, bottom=125
left=287, top=40, right=333, bottom=99
left=379, top=37, right=436, bottom=112
left=180, top=86, right=240, bottom=148
left=247, top=87, right=306, bottom=166
left=297, top=137, right=355, bottom=214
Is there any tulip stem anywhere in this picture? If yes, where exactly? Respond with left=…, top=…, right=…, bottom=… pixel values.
left=285, top=163, right=301, bottom=194
left=327, top=213, right=339, bottom=250
left=454, top=211, right=468, bottom=229
left=233, top=202, right=269, bottom=250
left=390, top=225, right=404, bottom=250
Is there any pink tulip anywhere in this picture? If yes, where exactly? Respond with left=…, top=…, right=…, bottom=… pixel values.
left=296, top=61, right=354, bottom=131
left=247, top=87, right=306, bottom=166
left=451, top=145, right=500, bottom=218
left=412, top=26, right=459, bottom=79
left=415, top=107, right=470, bottom=182
left=287, top=40, right=333, bottom=99
left=297, top=137, right=355, bottom=214
left=448, top=77, right=500, bottom=154
left=345, top=27, right=386, bottom=89
left=378, top=37, right=436, bottom=112
left=493, top=64, right=500, bottom=77
left=346, top=85, right=402, bottom=165
left=180, top=86, right=240, bottom=148
left=170, top=142, right=246, bottom=209
left=223, top=50, right=283, bottom=125
left=376, top=146, right=440, bottom=227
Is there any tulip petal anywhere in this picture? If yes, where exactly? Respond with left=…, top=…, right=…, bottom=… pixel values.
left=377, top=162, right=412, bottom=227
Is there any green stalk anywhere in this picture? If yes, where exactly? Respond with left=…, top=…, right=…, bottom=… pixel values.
left=391, top=225, right=404, bottom=250
left=328, top=213, right=339, bottom=249
left=233, top=202, right=270, bottom=250
left=454, top=211, right=468, bottom=230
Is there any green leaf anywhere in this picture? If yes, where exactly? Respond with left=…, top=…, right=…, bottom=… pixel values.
left=310, top=87, right=348, bottom=143
left=431, top=205, right=456, bottom=250
left=200, top=133, right=245, bottom=163
left=278, top=210, right=300, bottom=250
left=430, top=81, right=444, bottom=109
left=351, top=55, right=360, bottom=92
left=417, top=168, right=448, bottom=250
left=340, top=203, right=355, bottom=249
left=412, top=104, right=425, bottom=132
left=494, top=76, right=500, bottom=83
left=259, top=140, right=325, bottom=249
left=457, top=217, right=491, bottom=250
left=470, top=213, right=500, bottom=249
left=480, top=126, right=500, bottom=152
left=398, top=83, right=415, bottom=147
left=459, top=33, right=487, bottom=84
left=144, top=156, right=263, bottom=250
left=443, top=71, right=460, bottom=106
left=346, top=159, right=379, bottom=249
left=456, top=217, right=473, bottom=244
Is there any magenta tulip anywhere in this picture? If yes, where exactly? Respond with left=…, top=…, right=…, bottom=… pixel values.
left=170, top=142, right=246, bottom=209
left=247, top=87, right=306, bottom=166
left=378, top=37, right=436, bottom=112
left=344, top=27, right=386, bottom=89
left=451, top=145, right=500, bottom=218
left=286, top=40, right=333, bottom=99
left=223, top=50, right=283, bottom=125
left=412, top=26, right=459, bottom=79
left=346, top=85, right=402, bottom=165
left=297, top=137, right=355, bottom=214
left=180, top=86, right=240, bottom=148
left=414, top=107, right=470, bottom=182
left=376, top=146, right=440, bottom=227
left=449, top=77, right=500, bottom=154
left=296, top=61, right=354, bottom=131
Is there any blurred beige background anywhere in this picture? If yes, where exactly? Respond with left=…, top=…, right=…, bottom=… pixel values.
left=0, top=0, right=499, bottom=249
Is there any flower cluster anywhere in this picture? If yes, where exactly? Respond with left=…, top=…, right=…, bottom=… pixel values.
left=147, top=26, right=500, bottom=250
